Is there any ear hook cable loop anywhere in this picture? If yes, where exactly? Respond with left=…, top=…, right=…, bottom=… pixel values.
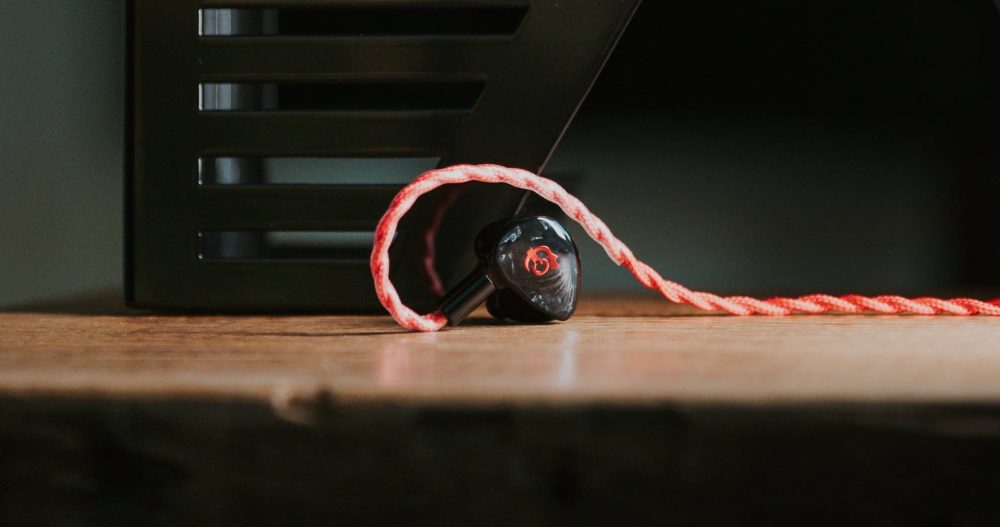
left=371, top=164, right=1000, bottom=332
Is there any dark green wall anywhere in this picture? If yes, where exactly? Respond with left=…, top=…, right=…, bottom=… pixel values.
left=0, top=1, right=123, bottom=306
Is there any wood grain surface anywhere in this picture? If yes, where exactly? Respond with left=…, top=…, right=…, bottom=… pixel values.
left=2, top=294, right=998, bottom=405
left=4, top=294, right=1000, bottom=525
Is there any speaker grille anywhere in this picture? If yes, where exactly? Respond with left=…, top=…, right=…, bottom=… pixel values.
left=126, top=0, right=640, bottom=311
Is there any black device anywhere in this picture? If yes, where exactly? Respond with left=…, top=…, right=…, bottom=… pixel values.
left=437, top=215, right=580, bottom=325
left=126, top=0, right=640, bottom=312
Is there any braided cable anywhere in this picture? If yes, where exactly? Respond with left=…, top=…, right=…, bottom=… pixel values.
left=371, top=165, right=1000, bottom=331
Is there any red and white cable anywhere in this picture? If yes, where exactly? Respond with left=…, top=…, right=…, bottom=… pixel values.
left=371, top=164, right=1000, bottom=331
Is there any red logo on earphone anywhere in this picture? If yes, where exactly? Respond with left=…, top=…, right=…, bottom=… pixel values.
left=524, top=246, right=560, bottom=277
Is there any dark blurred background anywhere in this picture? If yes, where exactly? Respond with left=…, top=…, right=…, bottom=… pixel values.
left=1, top=0, right=998, bottom=306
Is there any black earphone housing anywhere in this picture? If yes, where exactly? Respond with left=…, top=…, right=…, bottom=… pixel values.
left=437, top=216, right=580, bottom=325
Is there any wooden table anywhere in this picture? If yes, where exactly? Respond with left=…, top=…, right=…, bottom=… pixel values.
left=3, top=294, right=1000, bottom=525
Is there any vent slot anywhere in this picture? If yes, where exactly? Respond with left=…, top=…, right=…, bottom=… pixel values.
left=199, top=81, right=485, bottom=112
left=198, top=157, right=440, bottom=185
left=199, top=6, right=527, bottom=37
left=200, top=231, right=374, bottom=261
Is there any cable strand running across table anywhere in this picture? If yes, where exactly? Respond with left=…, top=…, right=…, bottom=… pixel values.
left=370, top=164, right=1000, bottom=331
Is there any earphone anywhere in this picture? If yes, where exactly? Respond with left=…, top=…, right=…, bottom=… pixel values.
left=436, top=215, right=581, bottom=325
left=371, top=165, right=1000, bottom=331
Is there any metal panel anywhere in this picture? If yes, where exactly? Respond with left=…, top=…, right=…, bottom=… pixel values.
left=127, top=0, right=641, bottom=311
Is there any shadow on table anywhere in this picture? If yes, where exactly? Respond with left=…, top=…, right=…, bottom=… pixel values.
left=1, top=290, right=130, bottom=315
left=0, top=290, right=509, bottom=332
left=1, top=289, right=728, bottom=322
